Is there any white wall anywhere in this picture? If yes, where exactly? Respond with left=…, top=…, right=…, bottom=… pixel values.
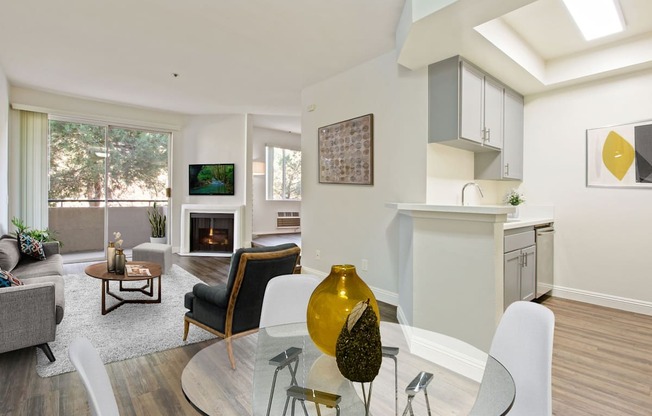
left=301, top=51, right=428, bottom=302
left=524, top=70, right=652, bottom=310
left=174, top=114, right=250, bottom=248
left=0, top=66, right=8, bottom=234
left=251, top=126, right=301, bottom=235
left=426, top=143, right=515, bottom=205
left=10, top=87, right=184, bottom=130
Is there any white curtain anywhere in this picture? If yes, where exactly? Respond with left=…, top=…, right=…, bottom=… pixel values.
left=19, top=110, right=48, bottom=229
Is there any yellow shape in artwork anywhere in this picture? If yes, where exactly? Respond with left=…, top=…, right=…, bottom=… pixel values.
left=602, top=131, right=634, bottom=181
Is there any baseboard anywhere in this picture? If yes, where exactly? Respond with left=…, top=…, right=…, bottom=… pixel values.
left=396, top=305, right=409, bottom=326
left=370, top=286, right=398, bottom=306
left=299, top=266, right=327, bottom=278
left=397, top=305, right=485, bottom=381
left=300, top=266, right=398, bottom=306
left=552, top=285, right=652, bottom=316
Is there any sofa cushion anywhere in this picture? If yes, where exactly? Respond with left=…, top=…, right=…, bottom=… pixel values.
left=12, top=254, right=64, bottom=279
left=0, top=269, right=24, bottom=287
left=22, top=275, right=65, bottom=324
left=0, top=236, right=21, bottom=271
left=18, top=234, right=46, bottom=260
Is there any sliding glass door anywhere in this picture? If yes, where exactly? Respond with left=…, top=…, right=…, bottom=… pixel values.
left=48, top=119, right=170, bottom=259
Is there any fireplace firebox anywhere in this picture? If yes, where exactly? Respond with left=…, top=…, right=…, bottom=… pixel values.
left=189, top=213, right=234, bottom=254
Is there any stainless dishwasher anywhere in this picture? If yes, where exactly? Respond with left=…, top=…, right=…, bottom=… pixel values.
left=535, top=224, right=554, bottom=298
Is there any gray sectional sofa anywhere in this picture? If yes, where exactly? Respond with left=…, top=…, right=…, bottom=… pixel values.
left=0, top=235, right=64, bottom=361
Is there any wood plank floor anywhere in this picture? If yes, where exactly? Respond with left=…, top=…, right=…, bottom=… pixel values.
left=1, top=255, right=651, bottom=415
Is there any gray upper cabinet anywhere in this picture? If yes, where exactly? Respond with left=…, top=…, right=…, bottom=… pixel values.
left=430, top=55, right=525, bottom=180
left=459, top=62, right=484, bottom=145
left=475, top=88, right=524, bottom=180
left=429, top=56, right=503, bottom=152
left=483, top=77, right=504, bottom=150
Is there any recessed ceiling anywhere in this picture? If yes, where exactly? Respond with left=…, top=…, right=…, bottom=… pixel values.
left=397, top=0, right=652, bottom=94
left=0, top=0, right=405, bottom=120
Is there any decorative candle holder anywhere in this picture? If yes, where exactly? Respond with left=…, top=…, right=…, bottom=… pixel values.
left=115, top=248, right=126, bottom=275
left=107, top=242, right=116, bottom=272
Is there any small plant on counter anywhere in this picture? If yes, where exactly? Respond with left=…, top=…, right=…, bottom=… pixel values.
left=505, top=189, right=526, bottom=206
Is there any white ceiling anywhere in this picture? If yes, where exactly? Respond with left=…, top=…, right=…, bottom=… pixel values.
left=0, top=0, right=405, bottom=126
left=2, top=0, right=651, bottom=134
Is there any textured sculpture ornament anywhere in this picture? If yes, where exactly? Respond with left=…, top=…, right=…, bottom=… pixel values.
left=335, top=299, right=382, bottom=415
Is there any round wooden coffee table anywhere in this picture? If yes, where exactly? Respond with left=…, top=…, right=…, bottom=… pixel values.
left=85, top=261, right=162, bottom=315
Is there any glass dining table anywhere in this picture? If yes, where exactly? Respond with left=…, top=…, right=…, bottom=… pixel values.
left=181, top=322, right=515, bottom=415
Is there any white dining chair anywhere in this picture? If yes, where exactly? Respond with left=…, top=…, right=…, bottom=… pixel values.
left=260, top=273, right=321, bottom=416
left=481, top=301, right=555, bottom=416
left=260, top=273, right=321, bottom=328
left=68, top=337, right=120, bottom=416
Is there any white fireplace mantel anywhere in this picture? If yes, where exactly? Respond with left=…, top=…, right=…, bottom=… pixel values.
left=179, top=204, right=244, bottom=257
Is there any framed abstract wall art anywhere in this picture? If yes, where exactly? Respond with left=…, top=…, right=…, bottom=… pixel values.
left=586, top=119, right=652, bottom=188
left=318, top=114, right=374, bottom=185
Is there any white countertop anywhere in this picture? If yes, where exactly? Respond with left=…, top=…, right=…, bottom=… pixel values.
left=386, top=203, right=514, bottom=215
left=388, top=203, right=554, bottom=229
left=503, top=217, right=554, bottom=230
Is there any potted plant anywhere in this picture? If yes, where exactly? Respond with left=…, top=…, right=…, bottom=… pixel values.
left=147, top=203, right=167, bottom=244
left=504, top=189, right=525, bottom=219
left=11, top=217, right=60, bottom=244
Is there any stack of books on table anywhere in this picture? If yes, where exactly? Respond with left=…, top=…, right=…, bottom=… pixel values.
left=126, top=264, right=152, bottom=277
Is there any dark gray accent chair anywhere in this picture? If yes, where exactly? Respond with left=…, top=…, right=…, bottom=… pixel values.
left=0, top=235, right=64, bottom=362
left=183, top=243, right=301, bottom=369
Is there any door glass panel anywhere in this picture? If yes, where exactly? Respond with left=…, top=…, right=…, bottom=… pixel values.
left=106, top=127, right=169, bottom=251
left=48, top=120, right=107, bottom=256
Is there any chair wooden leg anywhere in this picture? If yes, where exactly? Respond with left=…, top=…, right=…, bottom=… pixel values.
left=183, top=318, right=190, bottom=341
left=226, top=338, right=236, bottom=370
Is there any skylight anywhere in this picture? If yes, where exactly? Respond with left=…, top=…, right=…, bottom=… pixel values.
left=561, top=0, right=625, bottom=41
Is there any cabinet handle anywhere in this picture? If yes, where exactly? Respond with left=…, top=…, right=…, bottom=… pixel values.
left=486, top=128, right=491, bottom=142
left=504, top=163, right=510, bottom=176
left=524, top=252, right=528, bottom=267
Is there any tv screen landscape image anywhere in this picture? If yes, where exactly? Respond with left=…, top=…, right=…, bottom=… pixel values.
left=189, top=164, right=235, bottom=195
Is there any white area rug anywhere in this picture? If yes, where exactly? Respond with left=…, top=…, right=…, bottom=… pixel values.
left=36, top=264, right=216, bottom=377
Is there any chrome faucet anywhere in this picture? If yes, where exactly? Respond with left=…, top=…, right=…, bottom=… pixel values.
left=462, top=182, right=484, bottom=206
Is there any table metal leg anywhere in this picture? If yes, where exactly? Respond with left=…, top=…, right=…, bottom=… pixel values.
left=383, top=345, right=400, bottom=416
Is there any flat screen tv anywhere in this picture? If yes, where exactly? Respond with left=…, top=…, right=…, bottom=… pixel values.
left=189, top=164, right=235, bottom=195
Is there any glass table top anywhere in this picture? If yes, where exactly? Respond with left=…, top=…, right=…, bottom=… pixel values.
left=252, top=322, right=514, bottom=416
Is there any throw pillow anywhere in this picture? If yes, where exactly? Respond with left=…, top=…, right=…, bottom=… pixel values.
left=18, top=234, right=46, bottom=260
left=0, top=269, right=24, bottom=287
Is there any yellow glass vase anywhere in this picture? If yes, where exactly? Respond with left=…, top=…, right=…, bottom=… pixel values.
left=307, top=264, right=380, bottom=356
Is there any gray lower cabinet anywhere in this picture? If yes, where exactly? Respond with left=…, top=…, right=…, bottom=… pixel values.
left=504, top=228, right=537, bottom=309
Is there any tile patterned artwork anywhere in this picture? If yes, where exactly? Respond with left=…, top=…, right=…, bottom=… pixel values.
left=318, top=114, right=373, bottom=185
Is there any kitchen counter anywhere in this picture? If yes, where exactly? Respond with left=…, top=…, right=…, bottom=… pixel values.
left=386, top=204, right=553, bottom=229
left=389, top=202, right=554, bottom=370
left=504, top=217, right=554, bottom=230
left=387, top=203, right=514, bottom=215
